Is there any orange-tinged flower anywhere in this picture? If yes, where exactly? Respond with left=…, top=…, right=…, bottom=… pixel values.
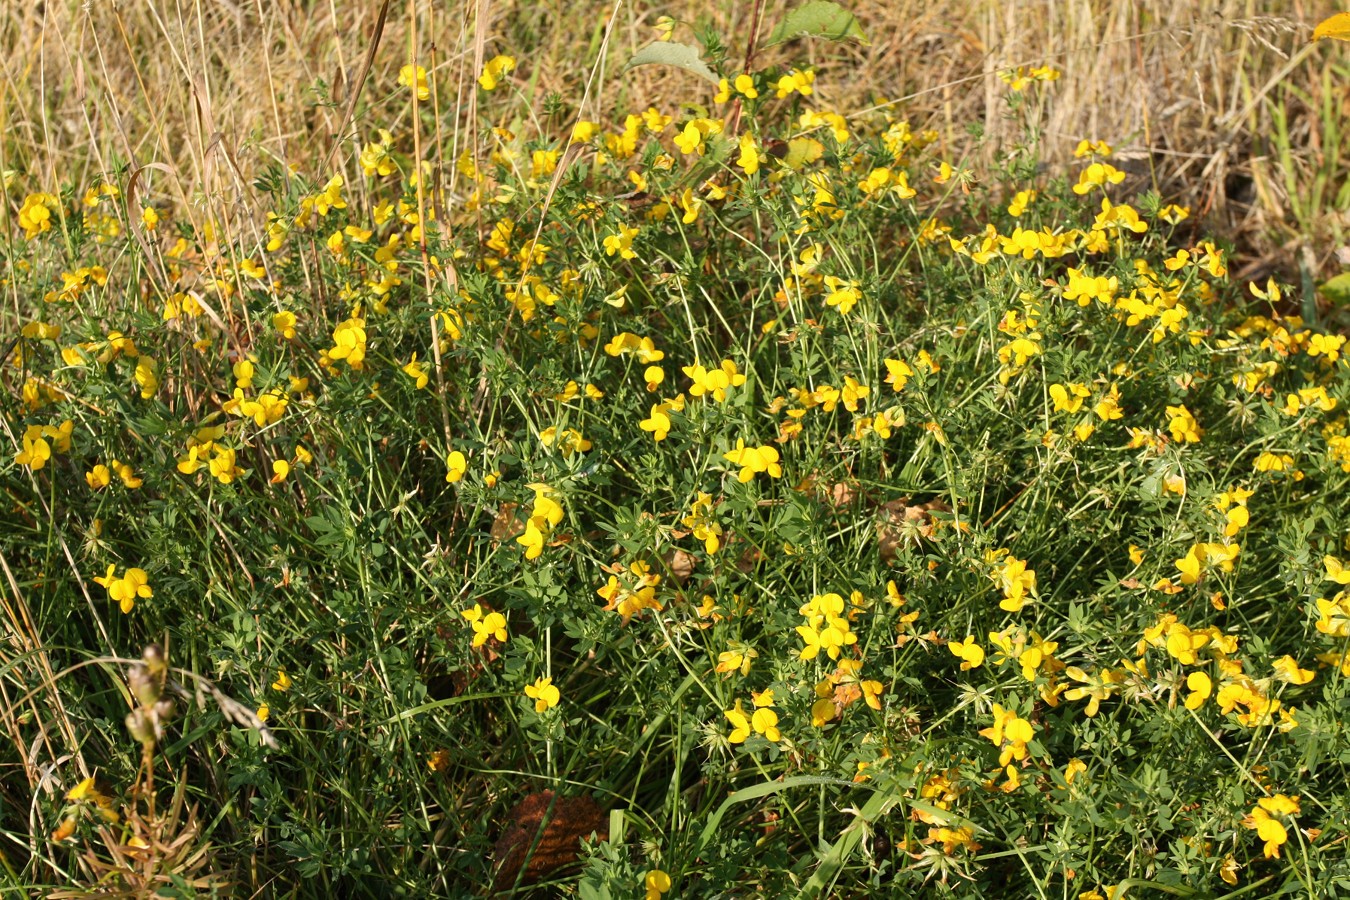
left=1271, top=655, right=1314, bottom=685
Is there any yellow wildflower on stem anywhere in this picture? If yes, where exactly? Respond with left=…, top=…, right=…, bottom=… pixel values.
left=723, top=439, right=782, bottom=482
left=479, top=55, right=516, bottom=91
left=462, top=603, right=508, bottom=647
left=94, top=565, right=153, bottom=614
left=524, top=676, right=559, bottom=712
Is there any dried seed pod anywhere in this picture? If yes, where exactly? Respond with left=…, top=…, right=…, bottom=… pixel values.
left=125, top=707, right=156, bottom=747
left=128, top=664, right=161, bottom=708
left=141, top=643, right=167, bottom=677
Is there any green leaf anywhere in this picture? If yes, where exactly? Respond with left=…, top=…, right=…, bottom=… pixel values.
left=1318, top=271, right=1350, bottom=305
left=623, top=42, right=720, bottom=86
left=695, top=776, right=849, bottom=853
left=801, top=784, right=906, bottom=898
left=765, top=1, right=869, bottom=47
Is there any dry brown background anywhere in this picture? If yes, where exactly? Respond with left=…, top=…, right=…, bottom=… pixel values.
left=3, top=0, right=1348, bottom=278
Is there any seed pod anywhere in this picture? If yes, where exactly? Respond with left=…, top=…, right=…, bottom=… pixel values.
left=153, top=698, right=176, bottom=721
left=141, top=643, right=167, bottom=677
left=125, top=708, right=155, bottom=747
left=127, top=664, right=160, bottom=708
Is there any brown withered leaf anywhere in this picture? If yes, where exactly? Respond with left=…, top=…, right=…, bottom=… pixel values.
left=492, top=791, right=608, bottom=893
left=662, top=548, right=698, bottom=584
left=490, top=502, right=526, bottom=542
left=794, top=473, right=860, bottom=510
left=876, top=498, right=949, bottom=561
left=736, top=542, right=762, bottom=574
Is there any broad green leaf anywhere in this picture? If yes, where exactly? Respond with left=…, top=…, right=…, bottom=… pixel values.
left=624, top=41, right=719, bottom=86
left=1312, top=12, right=1350, bottom=41
left=1318, top=271, right=1350, bottom=305
left=765, top=1, right=869, bottom=47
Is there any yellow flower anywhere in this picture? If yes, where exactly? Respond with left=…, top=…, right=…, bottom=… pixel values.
left=524, top=676, right=559, bottom=712
left=1071, top=162, right=1125, bottom=195
left=93, top=565, right=154, bottom=614
left=1165, top=405, right=1202, bottom=443
left=989, top=551, right=1036, bottom=611
left=644, top=869, right=672, bottom=900
left=1254, top=451, right=1295, bottom=474
left=1062, top=666, right=1124, bottom=717
left=109, top=461, right=141, bottom=489
left=399, top=64, right=430, bottom=101
left=86, top=465, right=112, bottom=490
left=948, top=636, right=984, bottom=670
left=516, top=483, right=563, bottom=560
left=725, top=699, right=751, bottom=743
left=823, top=276, right=861, bottom=315
left=461, top=603, right=508, bottom=648
left=271, top=669, right=292, bottom=692
left=714, top=641, right=756, bottom=677
left=684, top=360, right=746, bottom=402
left=682, top=492, right=723, bottom=554
left=1242, top=795, right=1299, bottom=858
left=640, top=402, right=675, bottom=441
left=978, top=703, right=1035, bottom=767
left=1049, top=383, right=1091, bottom=413
left=402, top=354, right=429, bottom=389
left=478, top=55, right=516, bottom=91
left=18, top=193, right=58, bottom=239
left=774, top=68, right=815, bottom=98
left=209, top=446, right=243, bottom=484
left=1324, top=555, right=1350, bottom=585
left=603, top=223, right=639, bottom=260
left=1271, top=655, right=1314, bottom=685
left=446, top=450, right=467, bottom=484
left=723, top=439, right=782, bottom=482
left=1183, top=671, right=1212, bottom=710
left=1094, top=384, right=1124, bottom=420
left=539, top=426, right=591, bottom=456
left=272, top=310, right=297, bottom=340
left=750, top=690, right=780, bottom=741
left=736, top=133, right=761, bottom=175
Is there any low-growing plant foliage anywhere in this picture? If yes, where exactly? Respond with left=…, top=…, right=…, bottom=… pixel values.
left=4, top=9, right=1350, bottom=898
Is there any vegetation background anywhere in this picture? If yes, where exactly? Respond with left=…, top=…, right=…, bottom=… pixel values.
left=4, top=1, right=1347, bottom=273
left=2, top=1, right=1349, bottom=897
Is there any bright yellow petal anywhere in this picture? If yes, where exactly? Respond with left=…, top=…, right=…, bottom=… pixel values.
left=1313, top=12, right=1350, bottom=41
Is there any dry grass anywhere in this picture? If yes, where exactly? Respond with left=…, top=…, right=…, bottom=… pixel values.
left=3, top=1, right=1346, bottom=276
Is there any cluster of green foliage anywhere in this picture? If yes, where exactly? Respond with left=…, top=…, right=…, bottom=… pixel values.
left=4, top=13, right=1350, bottom=897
